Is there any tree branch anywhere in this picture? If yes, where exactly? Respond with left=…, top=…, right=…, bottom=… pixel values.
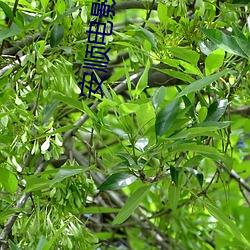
left=2, top=32, right=46, bottom=56
left=0, top=161, right=48, bottom=241
left=113, top=2, right=158, bottom=12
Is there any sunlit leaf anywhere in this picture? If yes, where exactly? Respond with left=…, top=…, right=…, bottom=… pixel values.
left=168, top=47, right=200, bottom=65
left=200, top=28, right=247, bottom=58
left=198, top=106, right=208, bottom=122
left=0, top=168, right=18, bottom=194
left=205, top=49, right=225, bottom=75
left=157, top=1, right=168, bottom=23
left=40, top=0, right=49, bottom=9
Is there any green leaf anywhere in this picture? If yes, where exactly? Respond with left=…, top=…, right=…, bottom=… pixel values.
left=25, top=12, right=52, bottom=30
left=168, top=182, right=180, bottom=210
left=205, top=99, right=228, bottom=122
left=34, top=125, right=79, bottom=140
left=194, top=121, right=231, bottom=129
left=135, top=27, right=157, bottom=49
left=178, top=61, right=203, bottom=76
left=51, top=167, right=86, bottom=186
left=185, top=167, right=204, bottom=187
left=151, top=86, right=166, bottom=111
left=0, top=25, right=23, bottom=42
left=170, top=143, right=229, bottom=165
left=14, top=13, right=24, bottom=28
left=50, top=24, right=64, bottom=47
left=183, top=155, right=204, bottom=168
left=231, top=24, right=247, bottom=41
left=176, top=70, right=231, bottom=98
left=168, top=47, right=200, bottom=65
left=0, top=1, right=14, bottom=21
left=0, top=209, right=23, bottom=223
left=9, top=241, right=22, bottom=250
left=80, top=206, right=120, bottom=214
left=98, top=172, right=137, bottom=191
left=203, top=201, right=250, bottom=248
left=234, top=35, right=250, bottom=58
left=36, top=235, right=48, bottom=250
left=155, top=99, right=179, bottom=137
left=230, top=24, right=250, bottom=57
left=119, top=103, right=140, bottom=115
left=53, top=92, right=85, bottom=112
left=205, top=49, right=225, bottom=75
left=112, top=185, right=151, bottom=224
left=40, top=0, right=49, bottom=9
left=170, top=126, right=220, bottom=139
left=53, top=5, right=83, bottom=24
left=156, top=67, right=195, bottom=83
left=198, top=106, right=208, bottom=122
left=157, top=1, right=168, bottom=23
left=41, top=101, right=60, bottom=125
left=0, top=168, right=18, bottom=194
left=199, top=39, right=218, bottom=55
left=24, top=177, right=51, bottom=192
left=134, top=59, right=150, bottom=98
left=170, top=166, right=180, bottom=186
left=42, top=223, right=69, bottom=250
left=200, top=28, right=247, bottom=58
left=179, top=93, right=196, bottom=119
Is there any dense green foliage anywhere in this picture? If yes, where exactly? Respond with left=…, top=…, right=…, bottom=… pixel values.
left=1, top=0, right=250, bottom=249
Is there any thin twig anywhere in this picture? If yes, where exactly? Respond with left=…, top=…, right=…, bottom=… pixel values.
left=142, top=0, right=156, bottom=28
left=0, top=0, right=19, bottom=55
left=32, top=80, right=42, bottom=115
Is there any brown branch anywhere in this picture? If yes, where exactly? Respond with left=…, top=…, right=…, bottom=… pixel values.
left=230, top=106, right=250, bottom=118
left=2, top=32, right=46, bottom=56
left=219, top=163, right=250, bottom=193
left=0, top=45, right=51, bottom=78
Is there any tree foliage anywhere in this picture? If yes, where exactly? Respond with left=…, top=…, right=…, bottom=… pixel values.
left=1, top=0, right=250, bottom=249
